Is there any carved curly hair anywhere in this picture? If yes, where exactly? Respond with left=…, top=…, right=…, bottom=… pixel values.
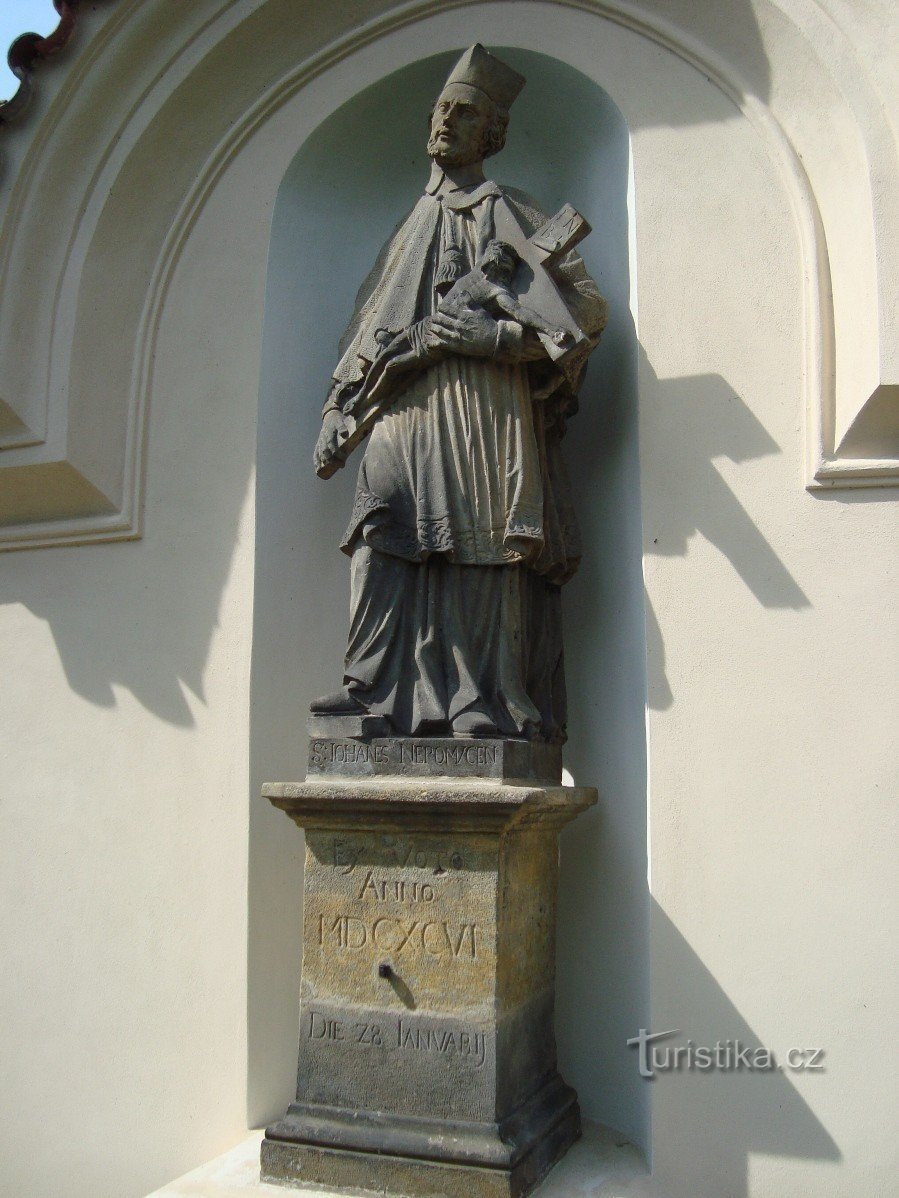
left=480, top=101, right=510, bottom=158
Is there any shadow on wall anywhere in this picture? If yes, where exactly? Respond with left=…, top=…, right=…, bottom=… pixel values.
left=0, top=423, right=253, bottom=729
left=551, top=329, right=813, bottom=1161
left=0, top=0, right=782, bottom=721
left=647, top=898, right=840, bottom=1195
left=0, top=0, right=784, bottom=726
left=636, top=346, right=811, bottom=710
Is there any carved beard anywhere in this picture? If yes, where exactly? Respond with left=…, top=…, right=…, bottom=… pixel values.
left=426, top=128, right=483, bottom=167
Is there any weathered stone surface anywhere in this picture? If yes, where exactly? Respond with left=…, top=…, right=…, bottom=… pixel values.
left=150, top=1122, right=652, bottom=1197
left=307, top=712, right=391, bottom=741
left=309, top=42, right=607, bottom=743
left=261, top=1092, right=580, bottom=1197
left=261, top=776, right=596, bottom=1197
left=306, top=736, right=562, bottom=783
left=263, top=776, right=595, bottom=835
left=280, top=35, right=604, bottom=1173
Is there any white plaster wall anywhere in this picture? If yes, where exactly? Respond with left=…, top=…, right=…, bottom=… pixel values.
left=633, top=76, right=896, bottom=1198
left=0, top=2, right=895, bottom=1197
left=0, top=285, right=258, bottom=1189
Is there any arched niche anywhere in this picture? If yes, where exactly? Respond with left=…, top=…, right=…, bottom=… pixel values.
left=250, top=47, right=649, bottom=1151
left=0, top=2, right=878, bottom=1193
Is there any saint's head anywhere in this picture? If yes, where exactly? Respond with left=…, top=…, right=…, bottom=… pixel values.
left=427, top=45, right=524, bottom=169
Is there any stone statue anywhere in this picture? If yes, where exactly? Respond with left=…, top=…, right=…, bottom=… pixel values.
left=265, top=54, right=605, bottom=1193
left=311, top=44, right=607, bottom=742
left=353, top=240, right=575, bottom=413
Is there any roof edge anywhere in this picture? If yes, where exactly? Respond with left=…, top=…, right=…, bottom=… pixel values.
left=0, top=0, right=79, bottom=129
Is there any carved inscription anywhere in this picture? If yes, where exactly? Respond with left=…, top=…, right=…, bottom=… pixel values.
left=357, top=869, right=435, bottom=904
left=318, top=838, right=479, bottom=959
left=306, top=1010, right=487, bottom=1068
left=397, top=1019, right=487, bottom=1067
left=312, top=836, right=485, bottom=979
left=398, top=742, right=496, bottom=767
left=309, top=738, right=499, bottom=773
left=310, top=740, right=389, bottom=769
left=318, top=914, right=478, bottom=959
left=332, top=838, right=364, bottom=875
left=331, top=836, right=464, bottom=874
left=308, top=1012, right=383, bottom=1047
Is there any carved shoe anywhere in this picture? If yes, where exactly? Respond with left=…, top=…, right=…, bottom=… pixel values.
left=309, top=687, right=365, bottom=714
left=451, top=709, right=499, bottom=738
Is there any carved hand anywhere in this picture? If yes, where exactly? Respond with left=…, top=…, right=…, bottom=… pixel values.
left=425, top=309, right=501, bottom=357
left=314, top=409, right=348, bottom=474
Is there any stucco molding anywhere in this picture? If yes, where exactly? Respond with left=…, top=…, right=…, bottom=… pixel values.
left=0, top=0, right=894, bottom=550
left=0, top=0, right=250, bottom=548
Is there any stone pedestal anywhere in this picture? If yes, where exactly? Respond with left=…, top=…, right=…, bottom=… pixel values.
left=261, top=739, right=596, bottom=1198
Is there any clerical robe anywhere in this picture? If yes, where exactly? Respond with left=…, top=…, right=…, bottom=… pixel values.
left=325, top=170, right=607, bottom=740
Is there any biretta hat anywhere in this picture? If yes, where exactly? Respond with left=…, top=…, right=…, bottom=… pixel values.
left=442, top=44, right=525, bottom=111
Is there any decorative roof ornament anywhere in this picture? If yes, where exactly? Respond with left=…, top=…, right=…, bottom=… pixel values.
left=0, top=0, right=79, bottom=130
